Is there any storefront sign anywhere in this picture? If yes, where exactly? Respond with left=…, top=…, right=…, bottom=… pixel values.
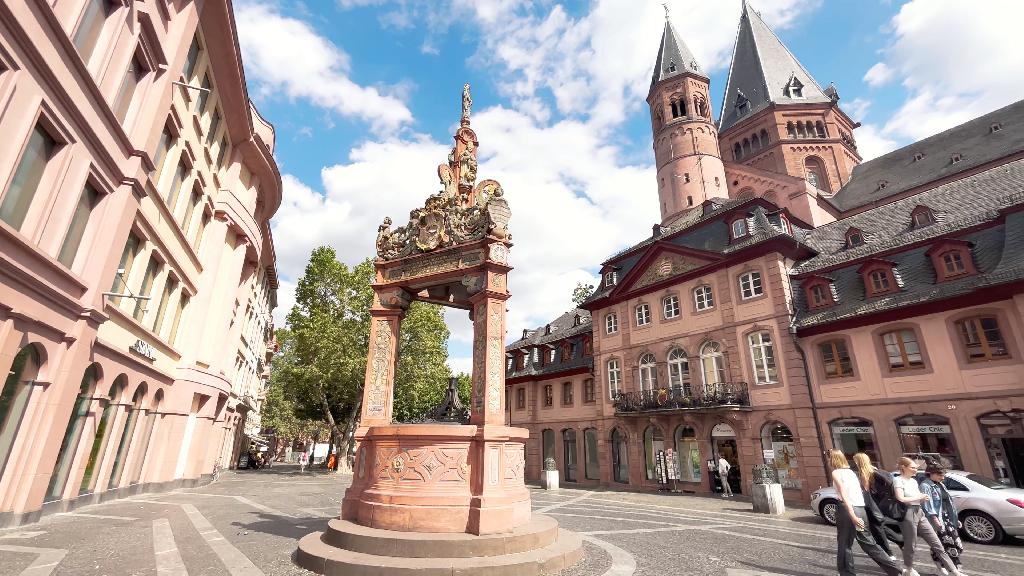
left=763, top=449, right=775, bottom=460
left=129, top=339, right=156, bottom=361
left=712, top=423, right=735, bottom=437
left=899, top=425, right=951, bottom=434
left=833, top=426, right=873, bottom=434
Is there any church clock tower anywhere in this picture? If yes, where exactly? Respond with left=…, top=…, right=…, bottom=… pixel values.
left=648, top=13, right=728, bottom=225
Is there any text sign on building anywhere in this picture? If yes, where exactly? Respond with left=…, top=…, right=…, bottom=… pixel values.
left=129, top=339, right=156, bottom=361
left=712, top=423, right=735, bottom=437
left=833, top=426, right=874, bottom=434
left=899, top=425, right=951, bottom=434
left=763, top=449, right=775, bottom=460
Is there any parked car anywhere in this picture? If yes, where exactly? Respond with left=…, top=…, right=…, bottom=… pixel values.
left=809, top=470, right=1024, bottom=545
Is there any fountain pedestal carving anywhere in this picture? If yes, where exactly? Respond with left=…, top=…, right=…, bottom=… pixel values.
left=295, top=85, right=582, bottom=576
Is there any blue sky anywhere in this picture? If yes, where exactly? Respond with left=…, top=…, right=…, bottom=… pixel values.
left=234, top=0, right=1024, bottom=374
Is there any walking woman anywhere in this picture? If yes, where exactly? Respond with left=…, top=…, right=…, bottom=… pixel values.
left=921, top=463, right=967, bottom=575
left=894, top=457, right=964, bottom=576
left=829, top=450, right=902, bottom=576
left=851, top=452, right=897, bottom=561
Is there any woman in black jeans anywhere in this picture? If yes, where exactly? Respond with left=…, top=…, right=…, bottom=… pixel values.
left=829, top=450, right=902, bottom=576
left=852, top=452, right=898, bottom=561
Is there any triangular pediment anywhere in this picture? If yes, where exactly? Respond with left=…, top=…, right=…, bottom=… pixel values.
left=615, top=243, right=721, bottom=295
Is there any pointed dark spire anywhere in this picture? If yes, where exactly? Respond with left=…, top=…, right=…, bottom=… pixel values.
left=651, top=15, right=706, bottom=88
left=718, top=1, right=830, bottom=132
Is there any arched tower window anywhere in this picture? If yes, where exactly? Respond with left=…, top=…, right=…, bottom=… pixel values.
left=733, top=142, right=742, bottom=160
left=815, top=121, right=827, bottom=138
left=804, top=156, right=829, bottom=192
left=670, top=97, right=686, bottom=119
left=751, top=133, right=760, bottom=150
left=760, top=129, right=769, bottom=144
left=796, top=122, right=807, bottom=139
left=786, top=122, right=796, bottom=139
left=742, top=138, right=751, bottom=157
left=694, top=95, right=709, bottom=118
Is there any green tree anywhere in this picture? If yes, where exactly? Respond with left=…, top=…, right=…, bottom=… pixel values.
left=392, top=302, right=452, bottom=421
left=571, top=282, right=594, bottom=306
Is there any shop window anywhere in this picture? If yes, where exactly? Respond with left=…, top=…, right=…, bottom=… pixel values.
left=605, top=313, right=618, bottom=334
left=748, top=331, right=777, bottom=384
left=694, top=285, right=714, bottom=310
left=516, top=387, right=525, bottom=410
left=584, top=428, right=599, bottom=480
left=881, top=328, right=925, bottom=370
left=1, top=123, right=60, bottom=230
left=663, top=295, right=680, bottom=319
left=57, top=184, right=100, bottom=268
left=607, top=359, right=621, bottom=396
left=128, top=389, right=160, bottom=484
left=45, top=364, right=99, bottom=501
left=977, top=410, right=1024, bottom=487
left=639, top=353, right=657, bottom=391
left=0, top=345, right=44, bottom=480
left=667, top=348, right=691, bottom=394
left=644, top=426, right=665, bottom=481
left=956, top=316, right=1009, bottom=361
left=739, top=271, right=763, bottom=299
left=819, top=339, right=854, bottom=378
left=761, top=423, right=800, bottom=489
left=543, top=384, right=553, bottom=407
left=699, top=341, right=726, bottom=386
left=79, top=376, right=125, bottom=494
left=635, top=303, right=651, bottom=326
left=611, top=428, right=629, bottom=483
left=583, top=379, right=595, bottom=403
left=830, top=418, right=879, bottom=464
left=562, top=429, right=578, bottom=482
left=107, top=385, right=147, bottom=489
left=896, top=415, right=961, bottom=469
left=562, top=381, right=573, bottom=406
left=674, top=426, right=701, bottom=482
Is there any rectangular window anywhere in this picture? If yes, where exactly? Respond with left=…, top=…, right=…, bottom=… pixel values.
left=181, top=189, right=201, bottom=231
left=543, top=385, right=553, bottom=407
left=635, top=303, right=651, bottom=326
left=183, top=36, right=201, bottom=81
left=819, top=340, right=854, bottom=378
left=193, top=211, right=210, bottom=248
left=694, top=285, right=714, bottom=310
left=57, top=184, right=100, bottom=267
left=663, top=295, right=680, bottom=318
left=169, top=294, right=188, bottom=345
left=607, top=360, right=621, bottom=395
left=562, top=381, right=573, bottom=406
left=882, top=329, right=924, bottom=370
left=152, top=277, right=178, bottom=334
left=110, top=233, right=140, bottom=303
left=73, top=0, right=113, bottom=64
left=748, top=331, right=777, bottom=383
left=605, top=313, right=618, bottom=334
left=1, top=125, right=58, bottom=229
left=166, top=160, right=188, bottom=211
left=957, top=317, right=1008, bottom=361
left=215, top=136, right=229, bottom=170
left=112, top=54, right=144, bottom=123
left=206, top=109, right=221, bottom=145
left=132, top=257, right=161, bottom=320
left=583, top=378, right=595, bottom=403
left=196, top=74, right=212, bottom=112
left=152, top=127, right=175, bottom=180
left=740, top=272, right=763, bottom=299
left=516, top=388, right=525, bottom=410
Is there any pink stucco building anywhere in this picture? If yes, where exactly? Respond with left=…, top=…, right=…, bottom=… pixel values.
left=506, top=5, right=1024, bottom=512
left=0, top=0, right=280, bottom=527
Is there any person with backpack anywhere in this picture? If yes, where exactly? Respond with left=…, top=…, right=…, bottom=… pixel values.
left=829, top=450, right=902, bottom=576
left=921, top=464, right=966, bottom=576
left=851, top=452, right=898, bottom=562
left=894, top=457, right=964, bottom=576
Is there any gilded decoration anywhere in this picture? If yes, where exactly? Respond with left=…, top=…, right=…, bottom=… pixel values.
left=366, top=319, right=393, bottom=418
left=633, top=253, right=701, bottom=289
left=375, top=85, right=511, bottom=262
left=373, top=446, right=470, bottom=484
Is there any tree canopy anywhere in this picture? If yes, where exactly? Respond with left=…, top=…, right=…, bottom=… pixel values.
left=571, top=282, right=594, bottom=306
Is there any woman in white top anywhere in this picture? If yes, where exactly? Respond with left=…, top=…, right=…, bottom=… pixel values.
left=829, top=450, right=902, bottom=576
left=894, top=457, right=964, bottom=576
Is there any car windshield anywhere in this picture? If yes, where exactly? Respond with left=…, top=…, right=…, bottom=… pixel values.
left=965, top=473, right=1007, bottom=490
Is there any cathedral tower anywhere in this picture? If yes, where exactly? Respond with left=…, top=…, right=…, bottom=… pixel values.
left=648, top=14, right=728, bottom=225
left=718, top=2, right=860, bottom=193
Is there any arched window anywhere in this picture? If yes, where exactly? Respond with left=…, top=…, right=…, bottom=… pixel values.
left=607, top=358, right=621, bottom=396
left=796, top=122, right=807, bottom=139
left=700, top=341, right=726, bottom=386
left=542, top=429, right=555, bottom=469
left=760, top=422, right=800, bottom=488
left=815, top=121, right=827, bottom=138
left=0, top=345, right=43, bottom=481
left=129, top=385, right=161, bottom=484
left=562, top=429, right=578, bottom=482
left=845, top=228, right=865, bottom=248
left=733, top=142, right=742, bottom=160
left=751, top=133, right=760, bottom=150
left=742, top=138, right=751, bottom=156
left=759, top=129, right=769, bottom=144
left=644, top=425, right=665, bottom=481
left=895, top=414, right=961, bottom=469
left=108, top=383, right=147, bottom=489
left=584, top=428, right=599, bottom=480
left=45, top=363, right=100, bottom=501
left=674, top=426, right=701, bottom=481
left=694, top=94, right=708, bottom=118
left=639, top=353, right=657, bottom=391
left=786, top=122, right=796, bottom=139
left=667, top=348, right=690, bottom=394
left=611, top=428, right=629, bottom=483
left=79, top=375, right=126, bottom=495
left=804, top=156, right=829, bottom=191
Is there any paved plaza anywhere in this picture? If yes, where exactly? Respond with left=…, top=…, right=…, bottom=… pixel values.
left=0, top=466, right=1021, bottom=576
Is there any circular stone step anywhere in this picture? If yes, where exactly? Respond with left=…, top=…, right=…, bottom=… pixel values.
left=321, top=514, right=559, bottom=558
left=296, top=526, right=583, bottom=576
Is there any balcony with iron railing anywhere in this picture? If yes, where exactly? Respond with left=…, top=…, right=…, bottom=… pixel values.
left=612, top=381, right=751, bottom=413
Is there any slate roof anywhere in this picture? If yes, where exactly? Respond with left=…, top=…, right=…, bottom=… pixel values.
left=826, top=99, right=1024, bottom=213
left=506, top=308, right=594, bottom=380
left=651, top=18, right=706, bottom=87
left=792, top=158, right=1024, bottom=329
left=718, top=1, right=831, bottom=133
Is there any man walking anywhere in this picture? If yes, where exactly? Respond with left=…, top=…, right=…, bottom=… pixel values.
left=718, top=455, right=733, bottom=497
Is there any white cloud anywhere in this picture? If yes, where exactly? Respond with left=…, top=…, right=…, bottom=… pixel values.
left=870, top=0, right=1024, bottom=142
left=863, top=62, right=893, bottom=88
left=447, top=355, right=473, bottom=376
left=235, top=1, right=412, bottom=129
left=850, top=124, right=899, bottom=161
left=845, top=98, right=871, bottom=122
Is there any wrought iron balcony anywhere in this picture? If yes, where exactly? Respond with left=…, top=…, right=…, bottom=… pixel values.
left=612, top=382, right=751, bottom=413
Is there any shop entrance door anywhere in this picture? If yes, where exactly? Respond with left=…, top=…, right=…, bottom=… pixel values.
left=978, top=411, right=1024, bottom=487
left=1002, top=438, right=1024, bottom=488
left=712, top=422, right=741, bottom=495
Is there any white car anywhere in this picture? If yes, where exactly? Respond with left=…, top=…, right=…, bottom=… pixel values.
left=809, top=470, right=1024, bottom=545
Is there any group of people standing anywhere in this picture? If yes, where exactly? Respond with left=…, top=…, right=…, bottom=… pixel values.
left=829, top=449, right=967, bottom=576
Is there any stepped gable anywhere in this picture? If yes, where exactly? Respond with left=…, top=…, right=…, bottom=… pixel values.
left=827, top=99, right=1024, bottom=213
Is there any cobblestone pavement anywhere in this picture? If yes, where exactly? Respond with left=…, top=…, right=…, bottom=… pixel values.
left=1, top=466, right=1021, bottom=575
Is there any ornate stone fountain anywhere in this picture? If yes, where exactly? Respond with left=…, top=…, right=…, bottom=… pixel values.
left=295, top=85, right=582, bottom=576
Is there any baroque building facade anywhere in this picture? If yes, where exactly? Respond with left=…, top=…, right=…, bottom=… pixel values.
left=0, top=0, right=279, bottom=527
left=506, top=5, right=1024, bottom=504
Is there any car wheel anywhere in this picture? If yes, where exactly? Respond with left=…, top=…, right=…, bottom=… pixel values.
left=820, top=499, right=839, bottom=526
left=960, top=511, right=1004, bottom=545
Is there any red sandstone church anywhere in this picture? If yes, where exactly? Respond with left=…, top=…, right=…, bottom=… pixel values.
left=505, top=5, right=1024, bottom=504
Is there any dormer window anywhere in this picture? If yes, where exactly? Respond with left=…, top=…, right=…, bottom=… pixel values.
left=785, top=76, right=805, bottom=99
left=913, top=152, right=925, bottom=162
left=926, top=240, right=977, bottom=282
left=734, top=90, right=750, bottom=116
left=573, top=314, right=581, bottom=326
left=951, top=153, right=963, bottom=164
left=731, top=217, right=749, bottom=239
left=858, top=260, right=900, bottom=297
left=803, top=277, right=835, bottom=309
left=991, top=122, right=1003, bottom=133
left=668, top=60, right=676, bottom=73
left=877, top=180, right=889, bottom=191
left=603, top=270, right=618, bottom=287
left=911, top=205, right=937, bottom=228
left=845, top=228, right=865, bottom=248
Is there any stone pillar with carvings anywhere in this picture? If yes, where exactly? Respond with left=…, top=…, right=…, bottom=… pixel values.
left=468, top=243, right=510, bottom=427
left=359, top=295, right=406, bottom=428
